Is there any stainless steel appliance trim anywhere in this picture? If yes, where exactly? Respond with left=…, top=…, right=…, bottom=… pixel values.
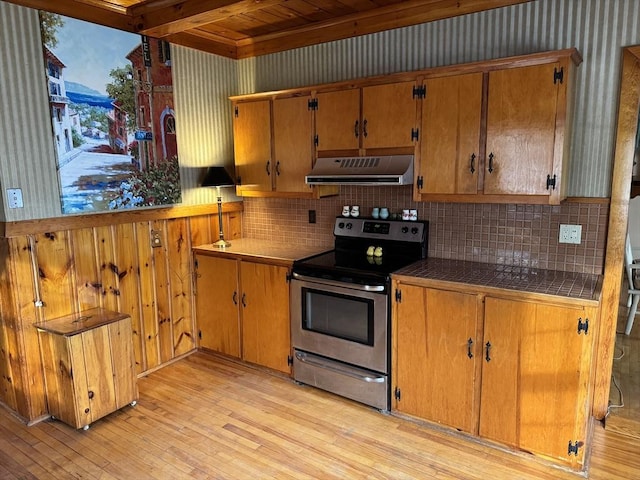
left=294, top=351, right=385, bottom=383
left=291, top=277, right=388, bottom=373
left=291, top=272, right=385, bottom=292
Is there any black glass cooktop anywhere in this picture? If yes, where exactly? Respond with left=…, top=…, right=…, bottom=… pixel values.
left=293, top=248, right=420, bottom=282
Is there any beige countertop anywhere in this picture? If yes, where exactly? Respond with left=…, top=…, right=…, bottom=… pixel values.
left=193, top=238, right=331, bottom=265
left=393, top=257, right=602, bottom=305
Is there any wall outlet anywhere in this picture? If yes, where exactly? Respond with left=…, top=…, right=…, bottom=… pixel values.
left=150, top=230, right=163, bottom=248
left=7, top=188, right=23, bottom=208
left=559, top=224, right=582, bottom=244
left=308, top=210, right=316, bottom=224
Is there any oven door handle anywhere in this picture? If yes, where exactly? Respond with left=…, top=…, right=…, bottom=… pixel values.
left=294, top=351, right=385, bottom=383
left=291, top=272, right=385, bottom=292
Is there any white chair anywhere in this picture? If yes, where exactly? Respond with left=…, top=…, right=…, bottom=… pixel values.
left=625, top=232, right=640, bottom=335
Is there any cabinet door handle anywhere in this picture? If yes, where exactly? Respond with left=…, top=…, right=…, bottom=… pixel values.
left=467, top=338, right=474, bottom=358
left=232, top=291, right=238, bottom=305
left=470, top=153, right=476, bottom=174
left=354, top=120, right=359, bottom=138
left=275, top=161, right=281, bottom=176
left=485, top=341, right=492, bottom=362
left=266, top=161, right=271, bottom=176
left=88, top=390, right=95, bottom=400
left=241, top=293, right=247, bottom=307
left=488, top=153, right=494, bottom=173
left=363, top=119, right=368, bottom=138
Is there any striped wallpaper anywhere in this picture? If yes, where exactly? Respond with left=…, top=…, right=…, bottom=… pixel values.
left=1, top=0, right=640, bottom=220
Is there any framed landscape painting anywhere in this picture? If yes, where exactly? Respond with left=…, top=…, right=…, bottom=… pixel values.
left=39, top=12, right=181, bottom=214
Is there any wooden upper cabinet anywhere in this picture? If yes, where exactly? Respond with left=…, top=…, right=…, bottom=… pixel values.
left=315, top=81, right=418, bottom=153
left=315, top=88, right=361, bottom=152
left=273, top=95, right=314, bottom=194
left=394, top=284, right=480, bottom=434
left=479, top=297, right=595, bottom=469
left=418, top=73, right=483, bottom=195
left=484, top=62, right=562, bottom=196
left=233, top=100, right=272, bottom=193
left=415, top=49, right=580, bottom=204
left=361, top=81, right=418, bottom=149
left=195, top=254, right=241, bottom=358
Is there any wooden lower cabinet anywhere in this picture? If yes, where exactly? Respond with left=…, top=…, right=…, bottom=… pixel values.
left=394, top=285, right=481, bottom=433
left=37, top=309, right=138, bottom=430
left=195, top=253, right=292, bottom=374
left=195, top=255, right=241, bottom=357
left=393, top=282, right=596, bottom=470
left=479, top=297, right=595, bottom=468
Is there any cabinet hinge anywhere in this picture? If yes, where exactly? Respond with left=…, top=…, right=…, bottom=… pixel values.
left=395, top=288, right=402, bottom=303
left=314, top=135, right=319, bottom=147
left=554, top=67, right=564, bottom=84
left=546, top=174, right=557, bottom=190
left=234, top=105, right=239, bottom=117
left=198, top=330, right=202, bottom=340
left=286, top=271, right=292, bottom=283
left=417, top=176, right=424, bottom=190
left=411, top=128, right=419, bottom=142
left=577, top=317, right=589, bottom=335
left=287, top=355, right=293, bottom=366
left=308, top=98, right=318, bottom=110
left=236, top=176, right=242, bottom=185
left=394, top=387, right=401, bottom=401
left=194, top=259, right=198, bottom=270
left=412, top=85, right=426, bottom=99
left=567, top=440, right=584, bottom=456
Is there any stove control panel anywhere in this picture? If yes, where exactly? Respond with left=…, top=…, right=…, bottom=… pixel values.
left=335, top=217, right=427, bottom=242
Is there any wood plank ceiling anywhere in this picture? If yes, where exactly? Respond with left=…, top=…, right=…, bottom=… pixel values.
left=3, top=0, right=532, bottom=58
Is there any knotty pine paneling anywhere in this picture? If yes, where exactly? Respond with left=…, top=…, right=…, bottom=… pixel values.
left=0, top=211, right=241, bottom=422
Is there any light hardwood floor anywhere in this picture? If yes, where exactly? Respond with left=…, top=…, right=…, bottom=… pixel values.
left=1, top=352, right=639, bottom=480
left=606, top=293, right=640, bottom=438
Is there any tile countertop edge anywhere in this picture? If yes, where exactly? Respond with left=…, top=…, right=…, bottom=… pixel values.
left=193, top=238, right=332, bottom=265
left=392, top=259, right=603, bottom=307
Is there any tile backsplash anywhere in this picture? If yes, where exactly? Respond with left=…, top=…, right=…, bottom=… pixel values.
left=242, top=186, right=608, bottom=274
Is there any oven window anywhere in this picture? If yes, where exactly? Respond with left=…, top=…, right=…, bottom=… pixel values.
left=301, top=288, right=374, bottom=345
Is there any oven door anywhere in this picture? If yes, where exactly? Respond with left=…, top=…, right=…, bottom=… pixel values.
left=290, top=272, right=389, bottom=373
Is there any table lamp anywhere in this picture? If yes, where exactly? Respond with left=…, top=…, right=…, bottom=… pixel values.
left=201, top=166, right=236, bottom=248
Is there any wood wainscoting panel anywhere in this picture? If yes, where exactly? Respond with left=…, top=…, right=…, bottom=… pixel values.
left=167, top=218, right=196, bottom=357
left=113, top=222, right=145, bottom=374
left=136, top=221, right=161, bottom=372
left=0, top=209, right=241, bottom=423
left=95, top=225, right=120, bottom=313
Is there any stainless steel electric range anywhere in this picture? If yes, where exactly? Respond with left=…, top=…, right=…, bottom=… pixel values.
left=290, top=216, right=428, bottom=411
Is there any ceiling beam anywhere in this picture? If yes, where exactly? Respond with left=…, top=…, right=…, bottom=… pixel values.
left=2, top=0, right=136, bottom=32
left=164, top=30, right=238, bottom=58
left=132, top=0, right=286, bottom=38
left=235, top=0, right=533, bottom=58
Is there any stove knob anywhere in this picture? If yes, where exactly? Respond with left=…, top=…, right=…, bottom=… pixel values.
left=346, top=222, right=353, bottom=229
left=411, top=227, right=419, bottom=235
left=338, top=222, right=345, bottom=229
left=401, top=226, right=409, bottom=234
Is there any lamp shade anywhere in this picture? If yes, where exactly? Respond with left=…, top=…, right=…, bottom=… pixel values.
left=201, top=166, right=235, bottom=187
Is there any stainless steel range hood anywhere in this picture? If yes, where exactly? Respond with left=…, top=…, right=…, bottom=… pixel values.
left=305, top=155, right=414, bottom=186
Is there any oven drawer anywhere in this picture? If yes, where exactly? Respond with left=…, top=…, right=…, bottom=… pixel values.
left=293, top=349, right=389, bottom=411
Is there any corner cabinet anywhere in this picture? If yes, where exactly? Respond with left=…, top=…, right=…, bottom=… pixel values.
left=194, top=252, right=292, bottom=374
left=415, top=50, right=582, bottom=204
left=392, top=280, right=597, bottom=471
left=37, top=309, right=138, bottom=430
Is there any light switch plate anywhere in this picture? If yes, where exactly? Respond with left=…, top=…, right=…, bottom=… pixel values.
left=559, top=224, right=582, bottom=244
left=7, top=188, right=23, bottom=208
